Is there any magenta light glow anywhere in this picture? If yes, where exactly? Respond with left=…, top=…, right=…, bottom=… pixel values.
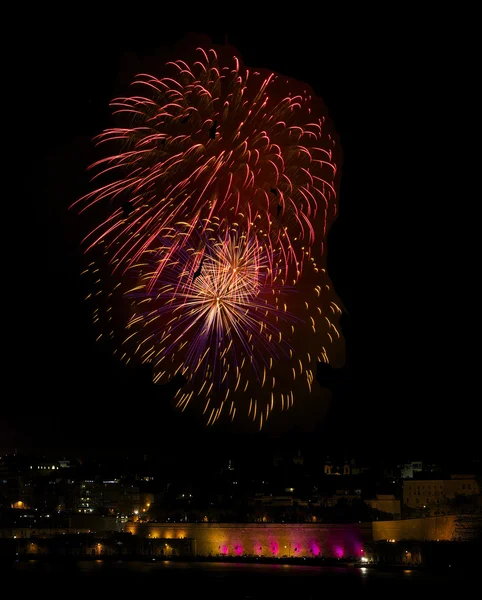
left=309, top=543, right=321, bottom=556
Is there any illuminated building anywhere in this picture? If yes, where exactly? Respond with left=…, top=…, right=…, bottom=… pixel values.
left=403, top=474, right=480, bottom=515
left=366, top=495, right=401, bottom=517
left=125, top=522, right=369, bottom=558
left=323, top=458, right=366, bottom=476
left=76, top=479, right=154, bottom=516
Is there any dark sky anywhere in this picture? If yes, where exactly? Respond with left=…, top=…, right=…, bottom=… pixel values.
left=6, top=22, right=476, bottom=458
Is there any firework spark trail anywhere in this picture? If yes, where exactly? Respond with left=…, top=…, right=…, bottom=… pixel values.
left=76, top=42, right=344, bottom=429
left=111, top=225, right=343, bottom=428
left=72, top=47, right=339, bottom=290
left=83, top=238, right=344, bottom=430
left=125, top=231, right=299, bottom=386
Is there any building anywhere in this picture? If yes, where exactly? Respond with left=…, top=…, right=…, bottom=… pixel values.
left=399, top=461, right=423, bottom=479
left=323, top=457, right=369, bottom=476
left=125, top=522, right=369, bottom=558
left=366, top=495, right=401, bottom=517
left=403, top=474, right=480, bottom=515
left=76, top=479, right=154, bottom=516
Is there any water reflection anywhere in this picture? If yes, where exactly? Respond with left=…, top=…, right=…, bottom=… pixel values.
left=3, top=559, right=470, bottom=594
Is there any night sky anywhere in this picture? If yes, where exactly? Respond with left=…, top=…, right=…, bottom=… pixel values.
left=5, top=22, right=474, bottom=458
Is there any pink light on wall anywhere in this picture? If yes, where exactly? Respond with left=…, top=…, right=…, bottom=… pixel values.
left=309, top=543, right=321, bottom=556
left=234, top=544, right=243, bottom=556
left=334, top=545, right=344, bottom=558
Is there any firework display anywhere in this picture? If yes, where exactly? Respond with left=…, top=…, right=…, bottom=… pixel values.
left=74, top=43, right=343, bottom=429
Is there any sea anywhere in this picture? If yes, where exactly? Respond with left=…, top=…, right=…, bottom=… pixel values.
left=2, top=559, right=475, bottom=597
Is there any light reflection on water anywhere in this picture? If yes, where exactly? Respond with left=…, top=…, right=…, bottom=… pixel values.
left=6, top=559, right=468, bottom=588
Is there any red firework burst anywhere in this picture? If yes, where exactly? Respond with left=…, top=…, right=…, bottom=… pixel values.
left=73, top=45, right=340, bottom=290
left=75, top=40, right=344, bottom=430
